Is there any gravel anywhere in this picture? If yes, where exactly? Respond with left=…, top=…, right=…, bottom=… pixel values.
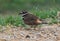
left=0, top=24, right=60, bottom=41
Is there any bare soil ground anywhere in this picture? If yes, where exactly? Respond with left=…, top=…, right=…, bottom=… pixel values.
left=0, top=24, right=60, bottom=41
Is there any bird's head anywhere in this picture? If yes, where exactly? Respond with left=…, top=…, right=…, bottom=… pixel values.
left=19, top=10, right=28, bottom=16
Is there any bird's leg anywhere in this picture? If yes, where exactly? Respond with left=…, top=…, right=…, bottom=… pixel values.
left=24, top=25, right=33, bottom=30
left=30, top=25, right=38, bottom=30
left=30, top=25, right=33, bottom=28
left=33, top=25, right=38, bottom=30
left=33, top=25, right=37, bottom=28
left=30, top=25, right=34, bottom=29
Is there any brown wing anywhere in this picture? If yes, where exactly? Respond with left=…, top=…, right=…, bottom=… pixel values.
left=23, top=14, right=42, bottom=25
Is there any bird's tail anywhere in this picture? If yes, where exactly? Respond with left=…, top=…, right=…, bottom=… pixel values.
left=42, top=21, right=48, bottom=24
left=40, top=19, right=48, bottom=24
left=36, top=19, right=48, bottom=24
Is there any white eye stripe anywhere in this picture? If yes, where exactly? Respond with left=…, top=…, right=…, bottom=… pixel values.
left=20, top=14, right=26, bottom=17
left=21, top=14, right=26, bottom=16
left=21, top=14, right=27, bottom=17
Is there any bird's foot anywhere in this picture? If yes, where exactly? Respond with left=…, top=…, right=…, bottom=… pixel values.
left=33, top=28, right=39, bottom=31
left=25, top=27, right=32, bottom=30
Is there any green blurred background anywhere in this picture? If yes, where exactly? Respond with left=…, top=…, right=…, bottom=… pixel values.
left=0, top=0, right=60, bottom=26
left=0, top=0, right=60, bottom=13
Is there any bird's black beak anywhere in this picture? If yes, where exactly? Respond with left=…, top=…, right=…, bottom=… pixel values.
left=18, top=13, right=20, bottom=15
left=18, top=12, right=22, bottom=15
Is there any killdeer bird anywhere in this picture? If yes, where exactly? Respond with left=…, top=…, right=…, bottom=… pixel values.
left=19, top=11, right=47, bottom=29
